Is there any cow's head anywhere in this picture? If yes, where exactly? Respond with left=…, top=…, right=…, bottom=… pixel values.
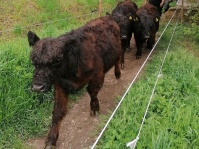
left=133, top=14, right=159, bottom=40
left=27, top=31, right=63, bottom=92
left=110, top=13, right=134, bottom=40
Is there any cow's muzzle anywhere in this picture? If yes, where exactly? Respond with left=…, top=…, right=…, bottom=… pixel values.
left=31, top=84, right=47, bottom=92
left=143, top=32, right=150, bottom=39
left=144, top=35, right=150, bottom=39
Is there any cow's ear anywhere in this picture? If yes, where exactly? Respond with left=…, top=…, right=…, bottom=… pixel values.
left=133, top=16, right=139, bottom=22
left=126, top=13, right=134, bottom=21
left=27, top=31, right=40, bottom=47
left=128, top=14, right=139, bottom=22
left=134, top=16, right=139, bottom=21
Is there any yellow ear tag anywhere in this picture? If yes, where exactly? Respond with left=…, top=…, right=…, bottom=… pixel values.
left=156, top=18, right=159, bottom=22
left=136, top=17, right=138, bottom=21
left=129, top=16, right=132, bottom=20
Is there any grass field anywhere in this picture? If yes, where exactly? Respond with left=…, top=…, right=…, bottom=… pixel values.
left=0, top=0, right=198, bottom=148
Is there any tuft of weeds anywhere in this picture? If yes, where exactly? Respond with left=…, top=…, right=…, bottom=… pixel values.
left=14, top=25, right=22, bottom=35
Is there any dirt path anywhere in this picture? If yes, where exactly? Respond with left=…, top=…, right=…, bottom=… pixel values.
left=27, top=38, right=152, bottom=149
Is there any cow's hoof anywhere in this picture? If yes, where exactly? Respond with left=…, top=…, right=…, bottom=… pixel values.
left=116, top=74, right=121, bottom=79
left=90, top=110, right=100, bottom=117
left=115, top=71, right=121, bottom=79
left=44, top=144, right=56, bottom=149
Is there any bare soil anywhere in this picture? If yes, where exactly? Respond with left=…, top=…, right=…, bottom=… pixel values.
left=27, top=38, right=153, bottom=149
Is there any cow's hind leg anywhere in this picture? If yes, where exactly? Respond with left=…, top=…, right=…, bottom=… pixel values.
left=134, top=34, right=144, bottom=59
left=127, top=31, right=132, bottom=51
left=115, top=57, right=121, bottom=79
left=45, top=84, right=68, bottom=149
left=135, top=42, right=144, bottom=59
left=87, top=75, right=104, bottom=116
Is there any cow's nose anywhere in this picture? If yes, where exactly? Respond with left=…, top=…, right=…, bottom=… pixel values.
left=31, top=84, right=46, bottom=92
left=144, top=35, right=150, bottom=39
left=121, top=35, right=127, bottom=40
left=144, top=32, right=150, bottom=39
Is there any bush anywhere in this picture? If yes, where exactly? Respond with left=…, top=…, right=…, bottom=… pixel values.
left=184, top=0, right=199, bottom=41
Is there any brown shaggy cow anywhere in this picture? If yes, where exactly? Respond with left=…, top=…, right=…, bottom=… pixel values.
left=27, top=15, right=122, bottom=149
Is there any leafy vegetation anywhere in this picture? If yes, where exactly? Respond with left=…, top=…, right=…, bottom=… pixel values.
left=0, top=0, right=198, bottom=148
left=184, top=0, right=199, bottom=41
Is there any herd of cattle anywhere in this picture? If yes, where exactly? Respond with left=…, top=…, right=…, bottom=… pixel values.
left=27, top=0, right=173, bottom=148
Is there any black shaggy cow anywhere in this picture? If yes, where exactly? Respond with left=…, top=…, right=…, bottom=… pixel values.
left=148, top=0, right=164, bottom=16
left=133, top=4, right=160, bottom=58
left=110, top=0, right=138, bottom=67
left=27, top=15, right=122, bottom=149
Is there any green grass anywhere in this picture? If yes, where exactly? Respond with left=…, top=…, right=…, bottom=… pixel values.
left=0, top=39, right=54, bottom=148
left=96, top=23, right=199, bottom=149
left=0, top=0, right=198, bottom=148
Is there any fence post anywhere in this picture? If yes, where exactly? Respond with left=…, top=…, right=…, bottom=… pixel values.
left=99, top=0, right=102, bottom=17
left=181, top=0, right=184, bottom=23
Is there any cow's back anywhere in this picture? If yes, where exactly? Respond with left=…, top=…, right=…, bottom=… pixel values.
left=82, top=16, right=121, bottom=73
left=57, top=16, right=121, bottom=80
left=112, top=0, right=138, bottom=15
left=138, top=4, right=159, bottom=17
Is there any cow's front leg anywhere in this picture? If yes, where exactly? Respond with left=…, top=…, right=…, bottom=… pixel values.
left=147, top=33, right=156, bottom=49
left=87, top=75, right=104, bottom=116
left=121, top=39, right=128, bottom=68
left=134, top=34, right=145, bottom=59
left=45, top=84, right=68, bottom=149
left=135, top=41, right=144, bottom=59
